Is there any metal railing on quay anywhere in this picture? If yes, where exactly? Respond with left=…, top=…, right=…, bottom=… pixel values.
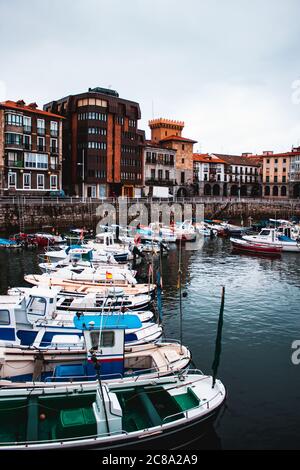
left=0, top=195, right=300, bottom=206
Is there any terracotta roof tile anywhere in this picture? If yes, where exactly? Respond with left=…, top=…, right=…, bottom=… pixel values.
left=159, top=134, right=197, bottom=144
left=0, top=100, right=64, bottom=119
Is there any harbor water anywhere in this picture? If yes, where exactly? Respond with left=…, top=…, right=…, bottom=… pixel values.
left=0, top=237, right=300, bottom=449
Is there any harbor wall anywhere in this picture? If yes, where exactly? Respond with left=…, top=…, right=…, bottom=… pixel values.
left=0, top=198, right=300, bottom=234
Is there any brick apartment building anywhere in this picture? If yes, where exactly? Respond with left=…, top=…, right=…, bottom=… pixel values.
left=0, top=100, right=63, bottom=195
left=44, top=87, right=145, bottom=198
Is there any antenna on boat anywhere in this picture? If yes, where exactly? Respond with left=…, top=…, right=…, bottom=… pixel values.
left=211, top=286, right=225, bottom=388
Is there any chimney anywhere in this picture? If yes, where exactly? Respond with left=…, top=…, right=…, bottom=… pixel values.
left=242, top=152, right=253, bottom=157
left=28, top=102, right=38, bottom=109
left=16, top=100, right=25, bottom=107
left=262, top=151, right=273, bottom=156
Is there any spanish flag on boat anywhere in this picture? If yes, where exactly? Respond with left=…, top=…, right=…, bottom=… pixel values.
left=106, top=271, right=113, bottom=280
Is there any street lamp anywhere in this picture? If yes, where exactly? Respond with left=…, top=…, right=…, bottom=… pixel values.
left=77, top=149, right=85, bottom=200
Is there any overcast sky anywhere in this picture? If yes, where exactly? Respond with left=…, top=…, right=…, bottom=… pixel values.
left=1, top=0, right=300, bottom=154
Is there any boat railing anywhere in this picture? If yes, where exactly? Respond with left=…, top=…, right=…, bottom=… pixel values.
left=162, top=388, right=225, bottom=424
left=0, top=429, right=130, bottom=448
left=160, top=338, right=184, bottom=345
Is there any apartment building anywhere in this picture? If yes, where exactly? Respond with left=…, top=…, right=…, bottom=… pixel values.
left=0, top=100, right=63, bottom=195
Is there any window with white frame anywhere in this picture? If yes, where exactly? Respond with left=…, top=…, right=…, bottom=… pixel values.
left=23, top=173, right=31, bottom=189
left=23, top=116, right=31, bottom=129
left=37, top=136, right=45, bottom=151
left=50, top=121, right=58, bottom=137
left=37, top=174, right=44, bottom=190
left=37, top=118, right=45, bottom=128
left=50, top=138, right=58, bottom=151
left=24, top=153, right=48, bottom=169
left=5, top=113, right=23, bottom=126
left=50, top=175, right=57, bottom=189
left=8, top=172, right=16, bottom=188
left=37, top=118, right=45, bottom=134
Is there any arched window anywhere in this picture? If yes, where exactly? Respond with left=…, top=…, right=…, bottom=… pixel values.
left=213, top=184, right=220, bottom=196
left=204, top=184, right=211, bottom=196
left=281, top=186, right=287, bottom=197
left=264, top=186, right=270, bottom=196
left=273, top=186, right=278, bottom=197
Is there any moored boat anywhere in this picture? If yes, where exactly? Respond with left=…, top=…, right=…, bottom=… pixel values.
left=0, top=371, right=225, bottom=450
left=230, top=237, right=282, bottom=256
left=243, top=228, right=300, bottom=253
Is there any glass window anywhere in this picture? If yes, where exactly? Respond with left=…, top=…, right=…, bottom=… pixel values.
left=27, top=297, right=46, bottom=316
left=0, top=310, right=10, bottom=325
left=8, top=172, right=16, bottom=188
left=50, top=175, right=57, bottom=189
left=5, top=113, right=23, bottom=126
left=23, top=116, right=31, bottom=130
left=5, top=133, right=22, bottom=145
left=37, top=118, right=45, bottom=128
left=23, top=173, right=31, bottom=189
left=37, top=174, right=44, bottom=189
left=101, top=331, right=114, bottom=347
left=24, top=153, right=48, bottom=169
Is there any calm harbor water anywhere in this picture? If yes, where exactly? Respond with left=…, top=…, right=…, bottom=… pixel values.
left=0, top=238, right=300, bottom=449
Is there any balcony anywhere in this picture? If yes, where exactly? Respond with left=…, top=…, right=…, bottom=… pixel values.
left=23, top=143, right=32, bottom=151
left=50, top=129, right=58, bottom=137
left=145, top=178, right=175, bottom=186
left=5, top=141, right=23, bottom=150
left=289, top=172, right=300, bottom=182
left=23, top=125, right=32, bottom=134
left=37, top=127, right=45, bottom=136
left=7, top=159, right=23, bottom=168
left=49, top=163, right=61, bottom=171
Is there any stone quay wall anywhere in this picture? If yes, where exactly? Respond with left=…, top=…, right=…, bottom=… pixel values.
left=0, top=197, right=300, bottom=235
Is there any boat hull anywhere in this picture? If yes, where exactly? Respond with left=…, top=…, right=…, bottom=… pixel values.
left=242, top=235, right=300, bottom=252
left=231, top=238, right=282, bottom=256
left=0, top=398, right=224, bottom=450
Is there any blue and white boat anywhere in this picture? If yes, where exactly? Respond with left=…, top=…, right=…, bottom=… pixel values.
left=0, top=313, right=189, bottom=385
left=0, top=289, right=163, bottom=348
left=0, top=238, right=21, bottom=248
left=243, top=228, right=300, bottom=253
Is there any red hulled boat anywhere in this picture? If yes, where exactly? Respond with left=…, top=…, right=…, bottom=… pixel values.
left=230, top=238, right=282, bottom=256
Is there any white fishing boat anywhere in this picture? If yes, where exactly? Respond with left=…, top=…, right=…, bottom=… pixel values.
left=44, top=245, right=121, bottom=265
left=0, top=293, right=163, bottom=348
left=173, top=220, right=197, bottom=242
left=243, top=228, right=300, bottom=252
left=8, top=286, right=152, bottom=311
left=138, top=223, right=177, bottom=243
left=22, top=278, right=156, bottom=297
left=84, top=233, right=134, bottom=260
left=0, top=314, right=190, bottom=384
left=25, top=264, right=137, bottom=286
left=0, top=370, right=225, bottom=450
